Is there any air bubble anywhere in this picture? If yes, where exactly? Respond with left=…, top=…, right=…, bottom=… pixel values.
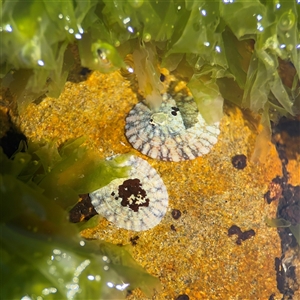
left=143, top=33, right=151, bottom=42
left=127, top=26, right=134, bottom=33
left=127, top=66, right=134, bottom=73
left=123, top=17, right=130, bottom=25
left=129, top=0, right=144, bottom=8
left=37, top=59, right=44, bottom=66
left=5, top=24, right=12, bottom=32
left=278, top=11, right=295, bottom=31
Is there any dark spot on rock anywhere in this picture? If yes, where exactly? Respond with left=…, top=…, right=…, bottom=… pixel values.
left=130, top=236, right=139, bottom=246
left=0, top=111, right=28, bottom=158
left=240, top=229, right=255, bottom=241
left=175, top=294, right=189, bottom=300
left=118, top=178, right=149, bottom=212
left=160, top=73, right=165, bottom=82
left=69, top=194, right=98, bottom=223
left=171, top=111, right=177, bottom=116
left=276, top=119, right=300, bottom=137
left=271, top=119, right=300, bottom=296
left=170, top=224, right=176, bottom=231
left=228, top=225, right=242, bottom=236
left=228, top=225, right=255, bottom=245
left=268, top=293, right=276, bottom=300
left=79, top=67, right=91, bottom=76
left=275, top=257, right=286, bottom=294
left=231, top=154, right=247, bottom=169
left=171, top=209, right=181, bottom=220
left=111, top=191, right=115, bottom=196
left=264, top=176, right=283, bottom=204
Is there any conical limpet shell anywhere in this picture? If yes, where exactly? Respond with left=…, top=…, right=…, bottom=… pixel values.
left=89, top=155, right=168, bottom=231
left=125, top=94, right=220, bottom=162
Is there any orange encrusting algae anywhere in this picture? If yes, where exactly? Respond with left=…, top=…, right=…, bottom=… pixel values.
left=18, top=70, right=292, bottom=299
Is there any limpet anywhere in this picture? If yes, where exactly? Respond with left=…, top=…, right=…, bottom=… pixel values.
left=89, top=155, right=168, bottom=231
left=125, top=93, right=220, bottom=162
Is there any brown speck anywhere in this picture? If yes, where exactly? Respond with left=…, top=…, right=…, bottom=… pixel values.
left=264, top=176, right=283, bottom=204
left=240, top=229, right=255, bottom=241
left=268, top=293, right=276, bottom=300
left=172, top=209, right=181, bottom=220
left=170, top=224, right=176, bottom=231
left=231, top=154, right=247, bottom=169
left=79, top=67, right=91, bottom=76
left=176, top=295, right=189, bottom=300
left=228, top=225, right=242, bottom=236
left=228, top=225, right=255, bottom=245
left=130, top=236, right=139, bottom=246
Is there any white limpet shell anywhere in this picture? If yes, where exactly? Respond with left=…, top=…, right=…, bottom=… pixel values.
left=125, top=93, right=220, bottom=162
left=89, top=155, right=168, bottom=231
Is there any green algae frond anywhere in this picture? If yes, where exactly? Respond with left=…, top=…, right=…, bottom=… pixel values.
left=0, top=140, right=160, bottom=299
left=1, top=0, right=299, bottom=122
left=265, top=217, right=300, bottom=246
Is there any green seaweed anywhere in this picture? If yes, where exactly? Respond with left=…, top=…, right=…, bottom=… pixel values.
left=1, top=0, right=299, bottom=120
left=265, top=217, right=300, bottom=246
left=0, top=140, right=160, bottom=299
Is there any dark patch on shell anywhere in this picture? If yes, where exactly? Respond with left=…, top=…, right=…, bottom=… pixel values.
left=117, top=178, right=150, bottom=212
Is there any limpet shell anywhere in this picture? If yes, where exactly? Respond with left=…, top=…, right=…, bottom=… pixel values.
left=125, top=94, right=220, bottom=162
left=89, top=155, right=168, bottom=231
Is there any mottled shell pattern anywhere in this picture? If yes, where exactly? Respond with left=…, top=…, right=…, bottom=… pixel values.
left=89, top=155, right=168, bottom=231
left=125, top=93, right=220, bottom=162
